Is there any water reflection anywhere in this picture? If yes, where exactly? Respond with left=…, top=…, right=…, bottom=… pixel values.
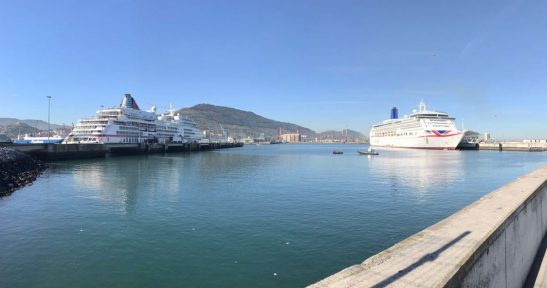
left=4, top=145, right=546, bottom=288
left=367, top=149, right=463, bottom=197
left=72, top=155, right=183, bottom=213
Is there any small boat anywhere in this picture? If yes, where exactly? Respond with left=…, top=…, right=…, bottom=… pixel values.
left=358, top=147, right=379, bottom=156
left=358, top=151, right=379, bottom=155
left=16, top=134, right=66, bottom=144
left=333, top=150, right=343, bottom=155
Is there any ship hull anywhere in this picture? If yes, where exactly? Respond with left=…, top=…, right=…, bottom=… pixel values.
left=370, top=133, right=464, bottom=150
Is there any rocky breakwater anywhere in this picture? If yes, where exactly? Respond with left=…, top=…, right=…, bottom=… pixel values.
left=0, top=147, right=47, bottom=197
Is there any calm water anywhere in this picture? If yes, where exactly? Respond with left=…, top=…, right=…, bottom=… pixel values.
left=1, top=144, right=546, bottom=287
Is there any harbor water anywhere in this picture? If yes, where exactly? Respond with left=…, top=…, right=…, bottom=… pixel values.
left=1, top=144, right=546, bottom=287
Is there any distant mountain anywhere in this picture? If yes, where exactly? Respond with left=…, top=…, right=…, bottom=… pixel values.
left=0, top=122, right=40, bottom=138
left=177, top=104, right=315, bottom=139
left=0, top=118, right=64, bottom=131
left=0, top=118, right=67, bottom=139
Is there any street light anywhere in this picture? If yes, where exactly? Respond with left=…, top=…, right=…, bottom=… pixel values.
left=47, top=96, right=51, bottom=144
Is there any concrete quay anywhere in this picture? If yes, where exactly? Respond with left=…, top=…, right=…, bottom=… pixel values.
left=479, top=142, right=547, bottom=152
left=310, top=164, right=547, bottom=288
left=0, top=142, right=243, bottom=161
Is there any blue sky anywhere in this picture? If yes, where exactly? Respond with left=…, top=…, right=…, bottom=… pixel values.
left=0, top=0, right=545, bottom=139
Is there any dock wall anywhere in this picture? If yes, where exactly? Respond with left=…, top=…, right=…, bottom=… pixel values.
left=309, top=164, right=547, bottom=288
left=479, top=142, right=547, bottom=151
left=0, top=142, right=243, bottom=161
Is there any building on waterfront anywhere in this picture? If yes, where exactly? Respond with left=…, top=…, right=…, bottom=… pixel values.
left=281, top=133, right=301, bottom=143
left=484, top=132, right=491, bottom=142
left=241, top=136, right=254, bottom=144
left=254, top=133, right=266, bottom=143
left=276, top=127, right=282, bottom=141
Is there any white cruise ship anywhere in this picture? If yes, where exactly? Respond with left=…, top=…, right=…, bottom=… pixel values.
left=63, top=94, right=202, bottom=144
left=369, top=101, right=465, bottom=150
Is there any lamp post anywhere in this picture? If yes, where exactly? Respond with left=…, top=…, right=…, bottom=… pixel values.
left=47, top=96, right=51, bottom=144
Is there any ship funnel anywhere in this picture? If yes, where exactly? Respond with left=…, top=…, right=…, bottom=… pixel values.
left=391, top=107, right=398, bottom=119
left=120, top=93, right=141, bottom=110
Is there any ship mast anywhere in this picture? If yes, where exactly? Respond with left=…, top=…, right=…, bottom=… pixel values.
left=418, top=100, right=426, bottom=112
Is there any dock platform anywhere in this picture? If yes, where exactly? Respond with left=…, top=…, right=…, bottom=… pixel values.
left=479, top=142, right=547, bottom=151
left=0, top=142, right=243, bottom=161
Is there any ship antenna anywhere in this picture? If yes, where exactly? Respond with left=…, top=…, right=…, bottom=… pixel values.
left=419, top=99, right=426, bottom=112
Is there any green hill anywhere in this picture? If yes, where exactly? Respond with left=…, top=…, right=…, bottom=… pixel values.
left=0, top=122, right=40, bottom=139
left=0, top=118, right=67, bottom=139
left=177, top=104, right=316, bottom=139
left=0, top=118, right=64, bottom=131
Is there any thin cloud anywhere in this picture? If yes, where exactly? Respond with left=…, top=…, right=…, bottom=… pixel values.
left=346, top=88, right=447, bottom=97
left=320, top=51, right=439, bottom=74
left=320, top=65, right=392, bottom=74
left=460, top=0, right=524, bottom=56
left=303, top=100, right=372, bottom=105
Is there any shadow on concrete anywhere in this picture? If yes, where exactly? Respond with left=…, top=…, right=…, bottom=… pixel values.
left=371, top=231, right=471, bottom=288
left=524, top=231, right=547, bottom=287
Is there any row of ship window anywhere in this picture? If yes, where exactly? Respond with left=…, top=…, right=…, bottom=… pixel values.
left=80, top=120, right=108, bottom=125
left=101, top=111, right=121, bottom=116
left=376, top=124, right=422, bottom=129
left=120, top=136, right=179, bottom=143
left=116, top=131, right=140, bottom=136
left=73, top=130, right=96, bottom=134
left=373, top=131, right=418, bottom=137
left=119, top=126, right=138, bottom=131
left=115, top=131, right=181, bottom=137
left=157, top=128, right=178, bottom=132
left=121, top=138, right=139, bottom=143
left=78, top=125, right=105, bottom=130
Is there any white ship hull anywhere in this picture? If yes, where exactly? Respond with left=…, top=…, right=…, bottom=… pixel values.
left=370, top=131, right=464, bottom=150
left=16, top=135, right=66, bottom=144
left=369, top=101, right=464, bottom=150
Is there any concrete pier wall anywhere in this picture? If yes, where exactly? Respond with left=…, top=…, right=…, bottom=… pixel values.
left=479, top=142, right=547, bottom=151
left=310, top=165, right=547, bottom=288
left=0, top=142, right=243, bottom=161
